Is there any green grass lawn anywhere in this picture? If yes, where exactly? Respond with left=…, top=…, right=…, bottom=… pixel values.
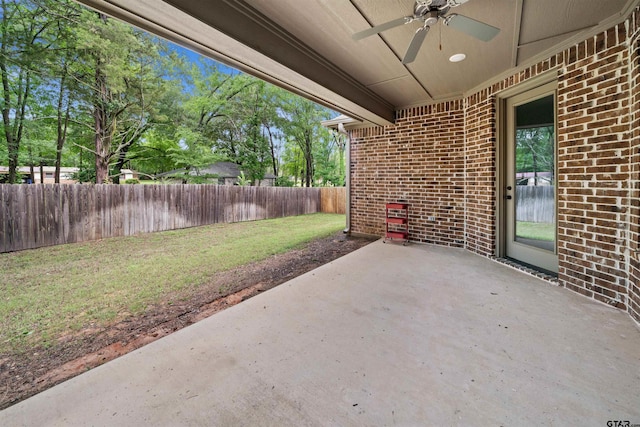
left=516, top=221, right=555, bottom=241
left=0, top=213, right=345, bottom=353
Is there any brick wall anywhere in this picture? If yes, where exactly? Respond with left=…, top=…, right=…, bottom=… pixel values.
left=349, top=6, right=640, bottom=322
left=629, top=9, right=640, bottom=323
left=463, top=58, right=561, bottom=258
left=556, top=21, right=633, bottom=308
left=350, top=101, right=465, bottom=246
left=464, top=90, right=496, bottom=256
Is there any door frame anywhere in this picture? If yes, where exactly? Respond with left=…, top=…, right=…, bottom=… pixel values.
left=495, top=73, right=558, bottom=264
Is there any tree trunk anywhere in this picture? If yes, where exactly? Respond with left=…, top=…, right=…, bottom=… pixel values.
left=294, top=151, right=300, bottom=186
left=113, top=144, right=132, bottom=184
left=304, top=133, right=313, bottom=187
left=6, top=133, right=18, bottom=183
left=94, top=58, right=111, bottom=184
left=26, top=144, right=34, bottom=184
left=266, top=126, right=278, bottom=177
left=55, top=63, right=71, bottom=184
left=0, top=2, right=16, bottom=183
left=1, top=67, right=30, bottom=184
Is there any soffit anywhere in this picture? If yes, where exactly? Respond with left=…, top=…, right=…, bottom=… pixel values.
left=517, top=0, right=630, bottom=63
left=76, top=0, right=635, bottom=126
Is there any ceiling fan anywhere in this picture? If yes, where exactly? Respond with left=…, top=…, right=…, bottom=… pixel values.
left=352, top=0, right=500, bottom=64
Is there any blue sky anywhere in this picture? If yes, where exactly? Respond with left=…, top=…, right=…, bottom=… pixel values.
left=168, top=42, right=240, bottom=75
left=165, top=39, right=340, bottom=118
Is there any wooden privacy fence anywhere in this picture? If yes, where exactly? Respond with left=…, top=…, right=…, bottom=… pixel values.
left=320, top=187, right=346, bottom=215
left=0, top=184, right=346, bottom=253
left=516, top=185, right=555, bottom=223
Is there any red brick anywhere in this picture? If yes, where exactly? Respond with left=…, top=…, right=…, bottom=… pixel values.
left=350, top=8, right=640, bottom=322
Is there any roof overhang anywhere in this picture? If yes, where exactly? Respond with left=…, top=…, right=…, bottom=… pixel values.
left=74, top=0, right=638, bottom=127
left=75, top=0, right=395, bottom=126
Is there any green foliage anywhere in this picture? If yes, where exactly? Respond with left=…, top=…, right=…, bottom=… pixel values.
left=279, top=93, right=333, bottom=187
left=75, top=11, right=168, bottom=182
left=128, top=129, right=180, bottom=175
left=0, top=0, right=54, bottom=182
left=167, top=125, right=224, bottom=178
left=124, top=178, right=139, bottom=184
left=71, top=165, right=96, bottom=183
left=275, top=176, right=294, bottom=187
left=313, top=129, right=346, bottom=186
left=0, top=134, right=7, bottom=164
left=236, top=171, right=250, bottom=186
left=281, top=138, right=305, bottom=186
left=0, top=0, right=344, bottom=187
left=234, top=82, right=271, bottom=184
left=516, top=126, right=555, bottom=185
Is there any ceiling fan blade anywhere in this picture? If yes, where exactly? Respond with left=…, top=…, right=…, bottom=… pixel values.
left=352, top=16, right=410, bottom=41
left=444, top=14, right=500, bottom=41
left=402, top=25, right=429, bottom=64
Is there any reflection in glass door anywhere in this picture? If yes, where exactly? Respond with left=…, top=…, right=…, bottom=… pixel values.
left=505, top=83, right=558, bottom=273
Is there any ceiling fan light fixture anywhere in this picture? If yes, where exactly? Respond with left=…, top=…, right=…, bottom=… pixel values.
left=449, top=53, right=466, bottom=62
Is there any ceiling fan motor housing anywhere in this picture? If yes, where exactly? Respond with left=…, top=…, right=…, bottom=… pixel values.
left=424, top=11, right=439, bottom=26
left=415, top=1, right=433, bottom=16
left=415, top=0, right=455, bottom=18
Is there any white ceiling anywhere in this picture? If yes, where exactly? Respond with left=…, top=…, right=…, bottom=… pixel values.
left=77, top=0, right=635, bottom=125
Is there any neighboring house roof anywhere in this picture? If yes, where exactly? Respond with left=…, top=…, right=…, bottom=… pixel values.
left=0, top=166, right=79, bottom=174
left=200, top=161, right=241, bottom=177
left=516, top=172, right=552, bottom=179
left=159, top=162, right=276, bottom=180
left=0, top=166, right=136, bottom=175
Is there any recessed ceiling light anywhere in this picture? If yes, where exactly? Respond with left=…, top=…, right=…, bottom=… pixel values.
left=449, top=53, right=466, bottom=63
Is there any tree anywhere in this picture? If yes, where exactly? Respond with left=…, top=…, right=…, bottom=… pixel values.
left=238, top=97, right=270, bottom=184
left=166, top=125, right=223, bottom=182
left=516, top=126, right=554, bottom=185
left=181, top=60, right=255, bottom=148
left=279, top=93, right=332, bottom=187
left=21, top=110, right=57, bottom=182
left=177, top=59, right=269, bottom=182
left=0, top=0, right=342, bottom=187
left=127, top=129, right=179, bottom=177
left=255, top=83, right=283, bottom=178
left=1, top=0, right=96, bottom=183
left=73, top=10, right=166, bottom=183
left=313, top=128, right=346, bottom=186
left=37, top=0, right=85, bottom=182
left=281, top=138, right=304, bottom=186
left=125, top=49, right=187, bottom=178
left=227, top=80, right=272, bottom=185
left=0, top=0, right=50, bottom=182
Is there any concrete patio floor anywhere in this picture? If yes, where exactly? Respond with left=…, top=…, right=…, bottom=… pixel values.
left=2, top=241, right=640, bottom=426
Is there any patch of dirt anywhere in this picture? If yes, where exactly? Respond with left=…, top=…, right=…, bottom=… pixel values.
left=0, top=232, right=376, bottom=410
